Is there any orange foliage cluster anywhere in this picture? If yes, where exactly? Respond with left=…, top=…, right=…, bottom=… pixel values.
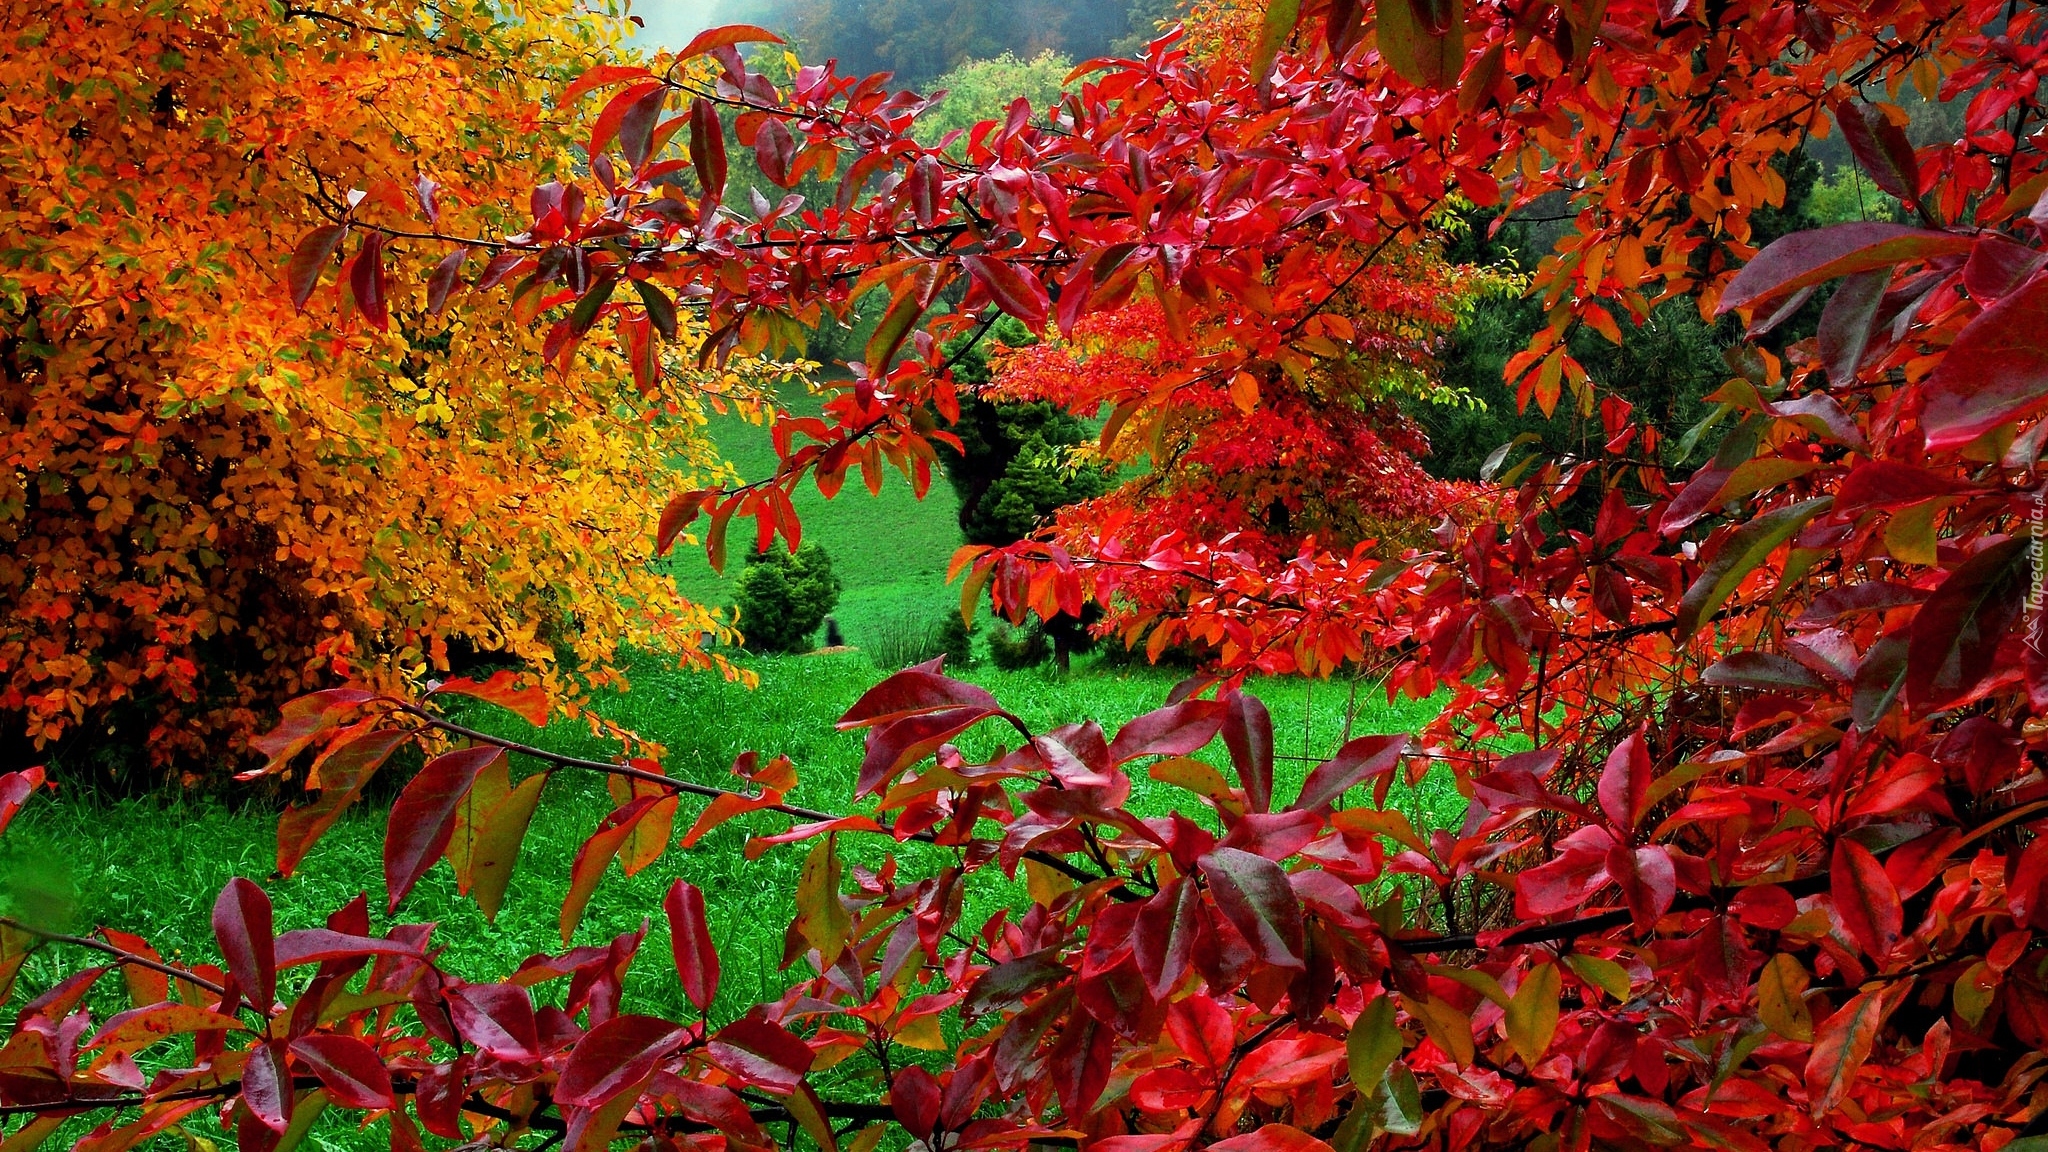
left=0, top=0, right=786, bottom=775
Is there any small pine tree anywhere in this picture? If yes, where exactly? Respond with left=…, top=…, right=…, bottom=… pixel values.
left=733, top=544, right=842, bottom=654
left=937, top=613, right=975, bottom=669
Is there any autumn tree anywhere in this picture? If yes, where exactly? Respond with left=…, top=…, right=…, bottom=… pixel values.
left=0, top=0, right=786, bottom=781
left=12, top=5, right=2048, bottom=1152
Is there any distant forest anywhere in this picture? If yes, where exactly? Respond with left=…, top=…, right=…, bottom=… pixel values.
left=723, top=0, right=1180, bottom=87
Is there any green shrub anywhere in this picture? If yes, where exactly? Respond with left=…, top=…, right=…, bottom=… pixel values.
left=733, top=543, right=842, bottom=654
left=937, top=613, right=975, bottom=670
left=987, top=621, right=1051, bottom=670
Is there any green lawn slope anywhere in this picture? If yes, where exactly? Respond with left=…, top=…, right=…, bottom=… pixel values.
left=662, top=385, right=967, bottom=651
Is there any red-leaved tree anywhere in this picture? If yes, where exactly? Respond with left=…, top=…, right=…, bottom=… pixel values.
left=6, top=2, right=2048, bottom=1152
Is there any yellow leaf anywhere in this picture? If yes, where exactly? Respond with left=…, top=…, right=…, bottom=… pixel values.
left=1403, top=994, right=1474, bottom=1066
left=1564, top=954, right=1631, bottom=1002
left=894, top=1011, right=947, bottom=1051
left=1504, top=963, right=1561, bottom=1067
left=1883, top=501, right=1941, bottom=566
left=1024, top=858, right=1077, bottom=906
left=1759, top=953, right=1813, bottom=1042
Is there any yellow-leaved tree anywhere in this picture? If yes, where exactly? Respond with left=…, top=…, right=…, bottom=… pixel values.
left=0, top=0, right=782, bottom=782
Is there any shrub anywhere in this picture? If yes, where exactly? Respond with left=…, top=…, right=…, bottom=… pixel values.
left=0, top=0, right=767, bottom=786
left=986, top=621, right=1050, bottom=670
left=937, top=613, right=975, bottom=669
left=732, top=544, right=841, bottom=653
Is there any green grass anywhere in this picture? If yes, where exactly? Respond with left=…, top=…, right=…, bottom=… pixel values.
left=14, top=653, right=1446, bottom=1013
left=662, top=385, right=968, bottom=650
left=6, top=654, right=1446, bottom=1152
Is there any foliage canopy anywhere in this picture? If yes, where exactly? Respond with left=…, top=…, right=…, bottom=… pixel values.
left=10, top=4, right=2048, bottom=1152
left=0, top=0, right=786, bottom=780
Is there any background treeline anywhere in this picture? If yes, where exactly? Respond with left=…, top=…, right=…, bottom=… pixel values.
left=720, top=0, right=1180, bottom=86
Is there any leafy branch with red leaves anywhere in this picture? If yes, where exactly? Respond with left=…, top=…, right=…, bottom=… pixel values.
left=15, top=2, right=2048, bottom=1152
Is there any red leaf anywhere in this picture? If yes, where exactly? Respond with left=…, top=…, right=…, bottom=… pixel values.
left=556, top=1015, right=685, bottom=1109
left=754, top=118, right=797, bottom=187
left=384, top=745, right=502, bottom=911
left=562, top=794, right=668, bottom=944
left=1048, top=1011, right=1114, bottom=1118
left=1716, top=223, right=1970, bottom=314
left=348, top=232, right=389, bottom=331
left=840, top=669, right=1001, bottom=728
left=619, top=85, right=668, bottom=172
left=1904, top=537, right=2028, bottom=712
left=1291, top=732, right=1407, bottom=812
left=708, top=1017, right=814, bottom=1095
left=664, top=879, right=720, bottom=1012
left=856, top=707, right=1002, bottom=797
left=1165, top=996, right=1234, bottom=1071
left=1597, top=728, right=1651, bottom=831
left=1198, top=847, right=1305, bottom=969
left=1221, top=690, right=1274, bottom=813
left=961, top=255, right=1051, bottom=330
left=1226, top=1036, right=1346, bottom=1093
left=445, top=983, right=540, bottom=1062
left=559, top=64, right=654, bottom=107
left=277, top=728, right=409, bottom=877
left=657, top=489, right=714, bottom=557
left=243, top=1042, right=292, bottom=1132
left=1836, top=461, right=1981, bottom=513
left=273, top=929, right=420, bottom=968
left=589, top=81, right=665, bottom=164
left=1108, top=698, right=1226, bottom=764
left=1209, top=1125, right=1334, bottom=1152
left=415, top=1058, right=470, bottom=1138
left=1133, top=878, right=1200, bottom=999
left=1962, top=233, right=2047, bottom=301
left=288, top=1035, right=395, bottom=1110
left=1922, top=274, right=2048, bottom=448
left=689, top=97, right=728, bottom=211
left=430, top=671, right=552, bottom=726
left=0, top=767, right=48, bottom=839
left=891, top=1066, right=942, bottom=1139
left=1607, top=843, right=1676, bottom=930
left=1830, top=839, right=1903, bottom=960
left=677, top=24, right=783, bottom=60
left=212, top=878, right=276, bottom=1011
left=287, top=225, right=348, bottom=310
left=1816, top=268, right=1887, bottom=386
left=426, top=247, right=470, bottom=316
left=1834, top=101, right=1921, bottom=208
left=1804, top=991, right=1885, bottom=1117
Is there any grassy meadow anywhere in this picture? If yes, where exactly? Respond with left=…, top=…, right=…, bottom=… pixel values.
left=8, top=652, right=1449, bottom=1023
left=661, top=382, right=969, bottom=650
